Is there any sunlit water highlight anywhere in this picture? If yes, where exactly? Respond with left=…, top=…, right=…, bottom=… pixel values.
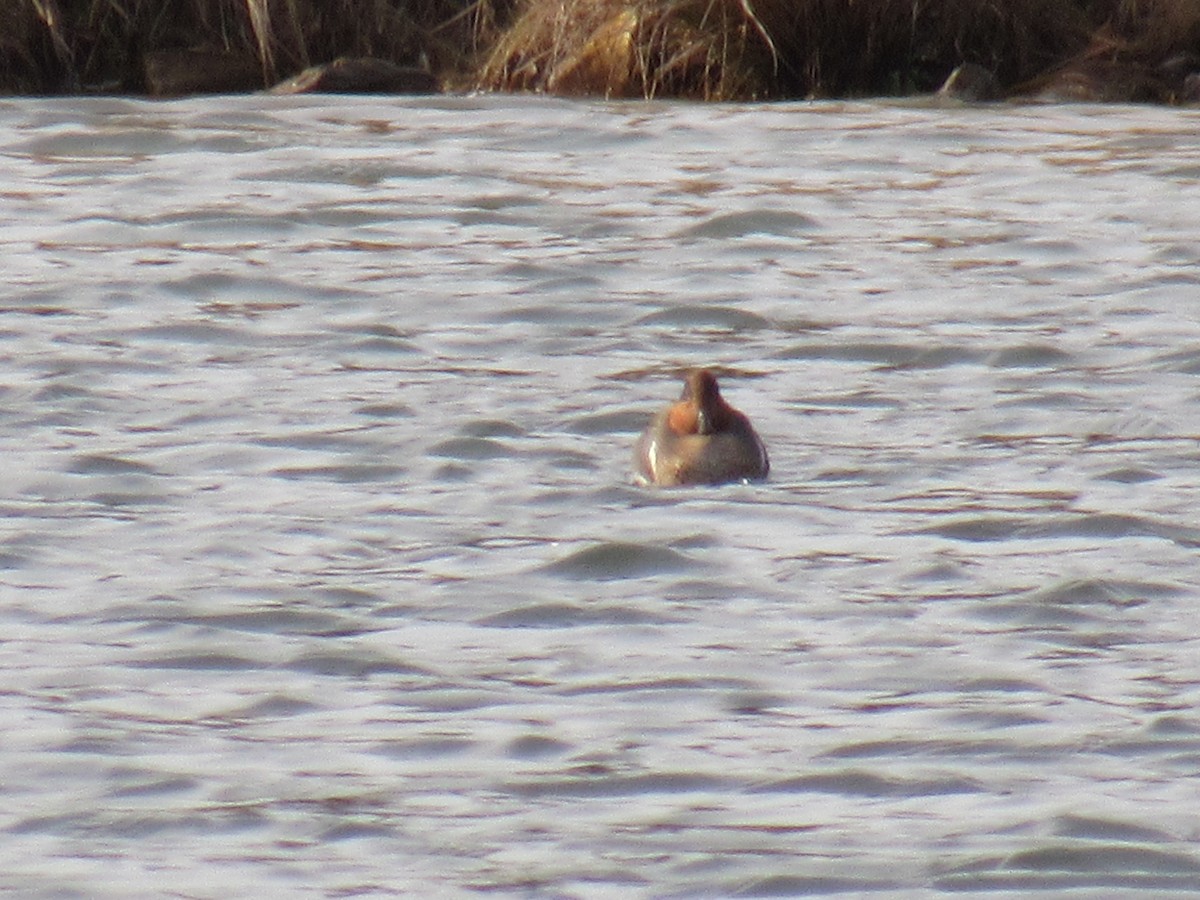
left=2, top=93, right=1200, bottom=896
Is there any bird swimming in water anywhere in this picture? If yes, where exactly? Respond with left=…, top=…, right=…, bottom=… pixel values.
left=634, top=369, right=769, bottom=486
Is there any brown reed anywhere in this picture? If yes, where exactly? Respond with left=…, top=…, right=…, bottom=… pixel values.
left=1, top=0, right=502, bottom=93
left=3, top=0, right=1200, bottom=100
left=478, top=0, right=1106, bottom=99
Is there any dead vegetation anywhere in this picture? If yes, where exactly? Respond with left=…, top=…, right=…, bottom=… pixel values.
left=3, top=0, right=1200, bottom=101
left=2, top=0, right=507, bottom=94
left=477, top=0, right=777, bottom=99
left=478, top=0, right=1101, bottom=99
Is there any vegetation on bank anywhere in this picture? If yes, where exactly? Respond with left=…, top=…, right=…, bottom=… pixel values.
left=5, top=0, right=1200, bottom=101
left=3, top=0, right=503, bottom=94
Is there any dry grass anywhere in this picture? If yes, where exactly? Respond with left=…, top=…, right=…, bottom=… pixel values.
left=1, top=0, right=501, bottom=93
left=477, top=0, right=778, bottom=99
left=774, top=0, right=1097, bottom=96
left=1001, top=0, right=1200, bottom=102
left=479, top=0, right=1109, bottom=99
left=239, top=0, right=513, bottom=84
left=1111, top=0, right=1200, bottom=53
left=4, top=0, right=1200, bottom=99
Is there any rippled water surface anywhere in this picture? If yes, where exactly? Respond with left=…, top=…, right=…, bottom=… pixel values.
left=4, top=93, right=1200, bottom=896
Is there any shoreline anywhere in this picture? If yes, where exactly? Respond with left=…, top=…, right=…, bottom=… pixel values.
left=5, top=0, right=1200, bottom=105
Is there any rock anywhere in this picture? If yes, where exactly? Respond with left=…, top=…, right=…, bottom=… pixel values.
left=270, top=57, right=438, bottom=95
left=936, top=63, right=1001, bottom=101
left=143, top=48, right=262, bottom=96
left=1158, top=54, right=1200, bottom=104
left=1158, top=53, right=1199, bottom=83
left=1018, top=59, right=1169, bottom=104
left=1182, top=73, right=1200, bottom=104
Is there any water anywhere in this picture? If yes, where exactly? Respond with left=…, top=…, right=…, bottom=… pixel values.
left=3, top=92, right=1200, bottom=897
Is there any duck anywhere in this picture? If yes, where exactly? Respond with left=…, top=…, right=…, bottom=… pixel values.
left=634, top=369, right=769, bottom=486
